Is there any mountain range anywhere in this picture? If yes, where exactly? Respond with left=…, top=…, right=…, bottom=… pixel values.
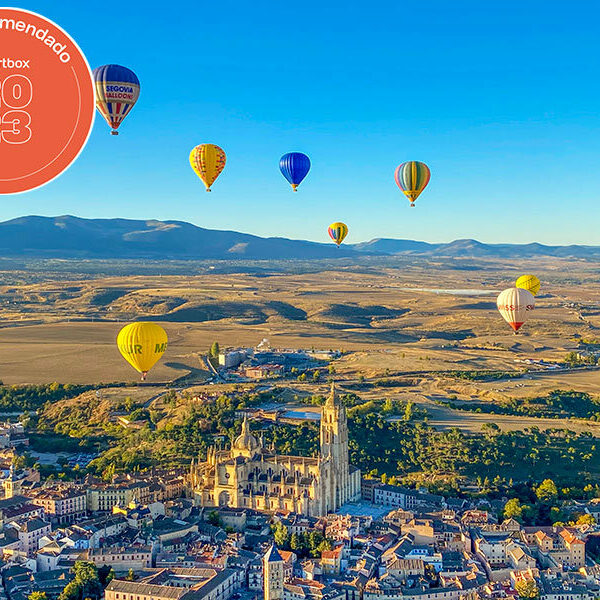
left=1, top=215, right=599, bottom=260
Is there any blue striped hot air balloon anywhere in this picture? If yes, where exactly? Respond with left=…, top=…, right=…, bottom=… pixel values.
left=93, top=64, right=140, bottom=135
left=279, top=152, right=311, bottom=191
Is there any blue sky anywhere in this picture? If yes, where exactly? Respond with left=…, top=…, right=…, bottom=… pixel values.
left=8, top=1, right=600, bottom=244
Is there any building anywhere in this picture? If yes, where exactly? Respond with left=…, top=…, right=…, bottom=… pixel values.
left=189, top=383, right=361, bottom=516
left=86, top=481, right=151, bottom=512
left=373, top=485, right=443, bottom=510
left=88, top=546, right=152, bottom=572
left=30, top=488, right=87, bottom=524
left=3, top=465, right=23, bottom=499
left=219, top=349, right=249, bottom=369
left=244, top=364, right=285, bottom=379
left=8, top=517, right=52, bottom=556
left=106, top=568, right=241, bottom=600
left=264, top=545, right=285, bottom=600
left=0, top=422, right=29, bottom=449
left=321, top=546, right=343, bottom=575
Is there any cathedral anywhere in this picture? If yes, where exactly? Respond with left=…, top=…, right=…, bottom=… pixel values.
left=189, top=383, right=361, bottom=516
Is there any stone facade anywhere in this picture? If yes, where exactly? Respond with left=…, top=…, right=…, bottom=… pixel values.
left=189, top=383, right=360, bottom=516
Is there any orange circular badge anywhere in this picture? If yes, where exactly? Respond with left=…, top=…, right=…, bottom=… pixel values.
left=0, top=8, right=95, bottom=194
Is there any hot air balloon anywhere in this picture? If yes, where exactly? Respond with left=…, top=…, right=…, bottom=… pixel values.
left=93, top=64, right=140, bottom=135
left=189, top=144, right=226, bottom=191
left=117, top=322, right=168, bottom=380
left=328, top=222, right=348, bottom=246
left=280, top=152, right=311, bottom=191
left=496, top=287, right=535, bottom=333
left=394, top=161, right=431, bottom=206
left=516, top=274, right=541, bottom=296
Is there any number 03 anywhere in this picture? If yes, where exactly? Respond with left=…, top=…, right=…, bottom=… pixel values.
left=0, top=75, right=33, bottom=144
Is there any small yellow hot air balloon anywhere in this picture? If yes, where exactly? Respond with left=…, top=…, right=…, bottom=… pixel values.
left=328, top=222, right=348, bottom=246
left=516, top=274, right=541, bottom=296
left=117, top=322, right=168, bottom=380
left=189, top=144, right=226, bottom=191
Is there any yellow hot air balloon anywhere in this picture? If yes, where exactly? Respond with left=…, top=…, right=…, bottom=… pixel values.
left=117, top=322, right=168, bottom=380
left=516, top=274, right=541, bottom=296
left=189, top=144, right=226, bottom=191
left=328, top=222, right=348, bottom=246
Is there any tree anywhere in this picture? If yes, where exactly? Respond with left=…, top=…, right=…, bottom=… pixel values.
left=125, top=569, right=135, bottom=582
left=97, top=565, right=114, bottom=587
left=207, top=510, right=222, bottom=527
left=209, top=342, right=220, bottom=358
left=59, top=562, right=103, bottom=600
left=290, top=532, right=302, bottom=551
left=29, top=593, right=47, bottom=600
left=313, top=370, right=321, bottom=382
left=535, top=479, right=558, bottom=503
left=576, top=513, right=595, bottom=525
left=515, top=580, right=539, bottom=600
left=274, top=522, right=290, bottom=548
left=503, top=498, right=524, bottom=522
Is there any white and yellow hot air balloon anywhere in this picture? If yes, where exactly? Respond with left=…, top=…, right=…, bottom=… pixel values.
left=117, top=322, right=168, bottom=380
left=516, top=274, right=541, bottom=296
left=496, top=287, right=535, bottom=333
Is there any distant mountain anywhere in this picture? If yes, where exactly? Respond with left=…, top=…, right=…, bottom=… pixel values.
left=353, top=237, right=600, bottom=259
left=1, top=216, right=600, bottom=260
left=0, top=216, right=360, bottom=260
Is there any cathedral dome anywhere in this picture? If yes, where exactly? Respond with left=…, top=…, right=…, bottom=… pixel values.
left=234, top=415, right=259, bottom=452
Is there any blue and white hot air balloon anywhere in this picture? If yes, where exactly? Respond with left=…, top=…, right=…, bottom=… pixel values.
left=93, top=64, right=140, bottom=135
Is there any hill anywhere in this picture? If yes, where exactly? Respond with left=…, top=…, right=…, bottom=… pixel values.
left=0, top=215, right=358, bottom=260
left=353, top=238, right=600, bottom=258
left=1, top=216, right=600, bottom=260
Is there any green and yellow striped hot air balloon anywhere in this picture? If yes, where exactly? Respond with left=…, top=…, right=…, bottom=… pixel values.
left=394, top=161, right=431, bottom=207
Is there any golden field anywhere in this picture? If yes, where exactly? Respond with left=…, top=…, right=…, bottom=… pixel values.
left=0, top=256, right=599, bottom=435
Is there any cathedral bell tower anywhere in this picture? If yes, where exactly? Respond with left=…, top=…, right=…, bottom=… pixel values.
left=320, top=382, right=350, bottom=512
left=263, top=544, right=284, bottom=600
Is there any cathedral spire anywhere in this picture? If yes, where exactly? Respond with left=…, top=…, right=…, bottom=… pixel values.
left=325, top=381, right=339, bottom=407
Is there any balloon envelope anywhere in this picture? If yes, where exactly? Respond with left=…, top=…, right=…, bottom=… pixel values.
left=394, top=161, right=431, bottom=206
left=496, top=287, right=535, bottom=332
left=280, top=152, right=311, bottom=191
left=189, top=144, right=226, bottom=191
left=328, top=222, right=348, bottom=246
left=93, top=64, right=140, bottom=135
left=117, top=322, right=168, bottom=379
left=516, top=274, right=541, bottom=296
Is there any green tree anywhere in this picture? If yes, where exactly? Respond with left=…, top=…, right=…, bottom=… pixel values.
left=59, top=562, right=102, bottom=600
left=209, top=342, right=220, bottom=358
left=313, top=371, right=321, bottom=382
left=273, top=522, right=290, bottom=548
left=29, top=593, right=47, bottom=600
left=503, top=498, right=524, bottom=522
left=125, top=569, right=135, bottom=582
left=576, top=513, right=595, bottom=525
left=207, top=510, right=222, bottom=527
left=290, top=532, right=302, bottom=551
left=535, top=479, right=558, bottom=503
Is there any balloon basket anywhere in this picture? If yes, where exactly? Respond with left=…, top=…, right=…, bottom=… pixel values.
left=110, top=130, right=119, bottom=136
